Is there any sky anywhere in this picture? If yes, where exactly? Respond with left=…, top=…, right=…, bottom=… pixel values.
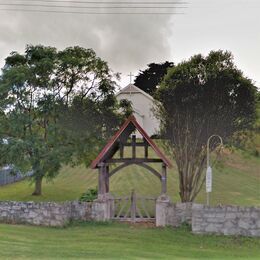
left=0, top=0, right=259, bottom=89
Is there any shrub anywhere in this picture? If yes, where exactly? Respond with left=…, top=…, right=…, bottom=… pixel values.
left=79, top=188, right=98, bottom=202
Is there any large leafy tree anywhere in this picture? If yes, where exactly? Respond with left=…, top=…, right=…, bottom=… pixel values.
left=0, top=45, right=125, bottom=195
left=134, top=61, right=174, bottom=95
left=60, top=94, right=132, bottom=167
left=156, top=50, right=257, bottom=202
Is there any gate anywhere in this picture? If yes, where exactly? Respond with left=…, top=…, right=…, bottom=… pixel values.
left=113, top=190, right=156, bottom=223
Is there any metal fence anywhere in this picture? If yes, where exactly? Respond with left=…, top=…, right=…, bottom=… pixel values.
left=0, top=167, right=31, bottom=186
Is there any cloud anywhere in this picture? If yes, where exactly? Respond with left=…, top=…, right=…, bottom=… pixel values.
left=0, top=1, right=177, bottom=77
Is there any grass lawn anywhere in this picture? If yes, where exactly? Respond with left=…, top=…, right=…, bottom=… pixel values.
left=0, top=148, right=259, bottom=206
left=0, top=222, right=259, bottom=259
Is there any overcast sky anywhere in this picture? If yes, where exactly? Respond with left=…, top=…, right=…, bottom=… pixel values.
left=0, top=0, right=259, bottom=88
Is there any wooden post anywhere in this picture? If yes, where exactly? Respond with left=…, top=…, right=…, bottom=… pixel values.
left=144, top=138, right=148, bottom=158
left=105, top=165, right=109, bottom=193
left=132, top=135, right=136, bottom=159
left=130, top=189, right=136, bottom=223
left=119, top=141, right=124, bottom=158
left=161, top=163, right=167, bottom=194
left=98, top=162, right=106, bottom=195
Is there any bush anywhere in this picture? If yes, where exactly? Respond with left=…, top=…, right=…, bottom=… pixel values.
left=79, top=188, right=98, bottom=202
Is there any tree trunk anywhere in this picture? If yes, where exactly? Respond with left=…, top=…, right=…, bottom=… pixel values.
left=177, top=154, right=207, bottom=202
left=32, top=176, right=43, bottom=196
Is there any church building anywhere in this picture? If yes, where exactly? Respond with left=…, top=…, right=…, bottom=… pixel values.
left=116, top=84, right=160, bottom=137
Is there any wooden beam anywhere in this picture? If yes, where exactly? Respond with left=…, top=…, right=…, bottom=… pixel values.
left=105, top=165, right=109, bottom=193
left=109, top=162, right=131, bottom=177
left=138, top=163, right=162, bottom=180
left=130, top=189, right=136, bottom=223
left=123, top=142, right=149, bottom=147
left=119, top=142, right=124, bottom=158
left=132, top=135, right=136, bottom=159
left=107, top=158, right=163, bottom=164
left=98, top=162, right=106, bottom=195
left=144, top=139, right=148, bottom=159
left=109, top=162, right=162, bottom=180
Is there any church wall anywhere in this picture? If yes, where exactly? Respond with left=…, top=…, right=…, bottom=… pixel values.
left=117, top=92, right=160, bottom=137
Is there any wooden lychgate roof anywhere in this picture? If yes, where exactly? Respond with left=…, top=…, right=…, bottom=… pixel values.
left=91, top=115, right=172, bottom=169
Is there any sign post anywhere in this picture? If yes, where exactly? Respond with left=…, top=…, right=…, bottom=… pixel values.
left=206, top=135, right=223, bottom=206
left=206, top=166, right=212, bottom=205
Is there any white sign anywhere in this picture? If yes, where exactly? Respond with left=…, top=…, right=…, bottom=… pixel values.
left=206, top=166, right=212, bottom=193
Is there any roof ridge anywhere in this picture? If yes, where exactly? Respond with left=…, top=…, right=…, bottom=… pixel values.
left=116, top=84, right=154, bottom=101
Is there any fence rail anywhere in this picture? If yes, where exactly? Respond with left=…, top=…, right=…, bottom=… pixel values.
left=0, top=167, right=31, bottom=186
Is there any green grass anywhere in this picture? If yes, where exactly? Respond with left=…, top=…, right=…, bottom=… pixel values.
left=0, top=222, right=259, bottom=259
left=0, top=147, right=259, bottom=206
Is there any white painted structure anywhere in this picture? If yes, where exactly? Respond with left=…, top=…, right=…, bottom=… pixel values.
left=116, top=84, right=160, bottom=137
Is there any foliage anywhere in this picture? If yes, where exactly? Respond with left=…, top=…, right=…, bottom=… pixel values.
left=134, top=61, right=174, bottom=95
left=156, top=50, right=258, bottom=202
left=79, top=187, right=98, bottom=202
left=0, top=45, right=125, bottom=195
left=0, top=45, right=66, bottom=195
left=231, top=94, right=260, bottom=156
left=59, top=95, right=131, bottom=167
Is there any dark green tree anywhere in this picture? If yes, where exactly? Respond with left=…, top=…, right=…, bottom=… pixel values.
left=0, top=45, right=124, bottom=195
left=134, top=61, right=174, bottom=95
left=156, top=50, right=257, bottom=202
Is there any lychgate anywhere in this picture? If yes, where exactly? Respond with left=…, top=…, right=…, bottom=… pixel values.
left=91, top=115, right=172, bottom=223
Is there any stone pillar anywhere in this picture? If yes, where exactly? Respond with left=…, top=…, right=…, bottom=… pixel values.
left=92, top=193, right=114, bottom=221
left=161, top=163, right=167, bottom=194
left=156, top=194, right=171, bottom=227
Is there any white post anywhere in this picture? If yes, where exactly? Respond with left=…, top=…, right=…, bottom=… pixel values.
left=206, top=135, right=223, bottom=206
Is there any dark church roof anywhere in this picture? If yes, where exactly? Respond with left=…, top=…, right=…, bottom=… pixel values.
left=91, top=115, right=172, bottom=169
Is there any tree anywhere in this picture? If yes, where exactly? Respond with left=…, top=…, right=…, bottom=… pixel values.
left=231, top=90, right=260, bottom=156
left=134, top=61, right=174, bottom=95
left=156, top=50, right=257, bottom=202
left=55, top=46, right=119, bottom=104
left=0, top=45, right=62, bottom=195
left=0, top=45, right=124, bottom=195
left=59, top=94, right=132, bottom=167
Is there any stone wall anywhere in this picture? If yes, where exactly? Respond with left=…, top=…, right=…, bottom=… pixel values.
left=192, top=204, right=260, bottom=237
left=156, top=197, right=193, bottom=227
left=166, top=202, right=193, bottom=226
left=0, top=201, right=92, bottom=226
left=1, top=199, right=259, bottom=237
left=156, top=199, right=260, bottom=237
